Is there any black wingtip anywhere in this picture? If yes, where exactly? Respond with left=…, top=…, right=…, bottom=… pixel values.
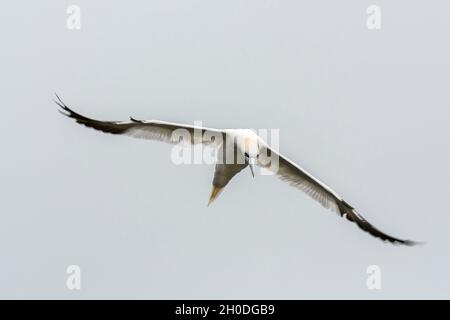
left=54, top=93, right=69, bottom=113
left=400, top=239, right=425, bottom=247
left=54, top=94, right=91, bottom=123
left=55, top=92, right=62, bottom=103
left=54, top=93, right=66, bottom=107
left=337, top=200, right=421, bottom=247
left=55, top=95, right=134, bottom=135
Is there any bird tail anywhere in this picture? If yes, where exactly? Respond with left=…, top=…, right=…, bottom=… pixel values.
left=208, top=186, right=223, bottom=206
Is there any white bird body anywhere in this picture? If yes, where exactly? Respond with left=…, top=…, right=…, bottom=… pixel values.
left=56, top=95, right=418, bottom=246
left=224, top=129, right=263, bottom=156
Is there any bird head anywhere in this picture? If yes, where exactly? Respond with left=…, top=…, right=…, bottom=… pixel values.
left=241, top=132, right=261, bottom=178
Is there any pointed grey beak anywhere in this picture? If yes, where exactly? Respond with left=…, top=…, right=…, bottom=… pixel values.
left=248, top=157, right=256, bottom=178
left=244, top=153, right=256, bottom=178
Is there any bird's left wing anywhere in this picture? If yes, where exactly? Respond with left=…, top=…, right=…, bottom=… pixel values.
left=257, top=146, right=417, bottom=245
left=56, top=95, right=224, bottom=146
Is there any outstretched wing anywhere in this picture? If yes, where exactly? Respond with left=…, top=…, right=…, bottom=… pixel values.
left=56, top=95, right=224, bottom=146
left=257, top=146, right=418, bottom=245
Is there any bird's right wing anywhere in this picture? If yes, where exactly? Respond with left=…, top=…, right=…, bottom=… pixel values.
left=56, top=95, right=224, bottom=146
left=257, top=146, right=417, bottom=245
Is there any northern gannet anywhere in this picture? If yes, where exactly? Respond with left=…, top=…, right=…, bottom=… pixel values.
left=56, top=95, right=417, bottom=246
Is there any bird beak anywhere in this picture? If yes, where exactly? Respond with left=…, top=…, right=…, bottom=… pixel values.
left=249, top=163, right=255, bottom=178
left=248, top=157, right=256, bottom=178
left=208, top=186, right=223, bottom=206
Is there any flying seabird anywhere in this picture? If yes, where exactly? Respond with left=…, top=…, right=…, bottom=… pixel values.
left=56, top=95, right=418, bottom=246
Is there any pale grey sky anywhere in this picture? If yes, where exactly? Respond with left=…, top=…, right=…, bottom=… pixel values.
left=0, top=1, right=449, bottom=299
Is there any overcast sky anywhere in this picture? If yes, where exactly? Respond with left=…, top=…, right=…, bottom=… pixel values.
left=0, top=1, right=449, bottom=299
